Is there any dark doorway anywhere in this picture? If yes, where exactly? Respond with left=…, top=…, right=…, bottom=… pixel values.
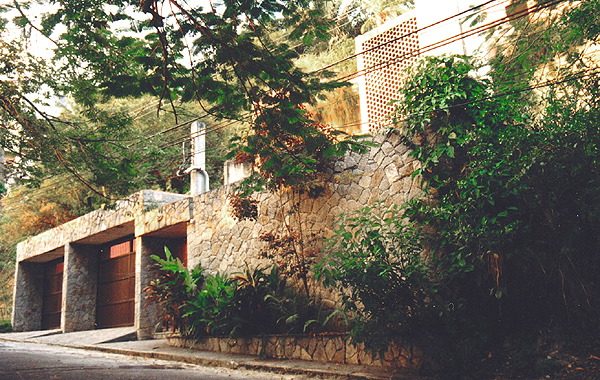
left=165, top=238, right=187, bottom=267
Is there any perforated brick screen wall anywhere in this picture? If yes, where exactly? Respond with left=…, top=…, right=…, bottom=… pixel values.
left=358, top=17, right=420, bottom=131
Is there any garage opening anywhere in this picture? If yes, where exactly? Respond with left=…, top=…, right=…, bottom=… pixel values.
left=96, top=237, right=135, bottom=329
left=165, top=238, right=187, bottom=267
left=42, top=258, right=64, bottom=330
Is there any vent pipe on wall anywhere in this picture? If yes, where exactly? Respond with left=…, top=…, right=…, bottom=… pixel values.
left=185, top=121, right=210, bottom=196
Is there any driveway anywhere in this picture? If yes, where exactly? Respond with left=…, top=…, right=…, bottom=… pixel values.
left=0, top=339, right=307, bottom=380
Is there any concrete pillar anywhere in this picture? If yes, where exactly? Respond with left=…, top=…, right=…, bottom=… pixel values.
left=11, top=262, right=44, bottom=332
left=186, top=121, right=209, bottom=196
left=134, top=236, right=163, bottom=340
left=61, top=243, right=99, bottom=333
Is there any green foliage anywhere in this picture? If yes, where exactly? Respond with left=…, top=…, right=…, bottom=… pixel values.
left=183, top=271, right=236, bottom=337
left=0, top=321, right=11, bottom=333
left=317, top=203, right=430, bottom=355
left=0, top=177, right=106, bottom=308
left=1, top=0, right=375, bottom=202
left=147, top=250, right=342, bottom=338
left=476, top=0, right=600, bottom=94
left=391, top=56, right=493, bottom=189
left=394, top=54, right=600, bottom=371
left=392, top=56, right=527, bottom=281
left=321, top=52, right=600, bottom=374
left=227, top=266, right=286, bottom=336
left=399, top=54, right=600, bottom=325
left=145, top=247, right=204, bottom=333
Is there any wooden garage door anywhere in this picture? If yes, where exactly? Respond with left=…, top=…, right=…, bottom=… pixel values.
left=96, top=239, right=135, bottom=329
left=42, top=258, right=64, bottom=330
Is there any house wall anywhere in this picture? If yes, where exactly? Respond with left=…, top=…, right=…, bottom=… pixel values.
left=12, top=131, right=420, bottom=336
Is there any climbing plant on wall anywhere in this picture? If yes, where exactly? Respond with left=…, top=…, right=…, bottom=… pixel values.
left=320, top=53, right=600, bottom=375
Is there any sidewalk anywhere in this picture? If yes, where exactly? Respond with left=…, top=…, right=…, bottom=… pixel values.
left=0, top=328, right=425, bottom=380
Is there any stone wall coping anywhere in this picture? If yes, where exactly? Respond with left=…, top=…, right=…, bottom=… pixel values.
left=16, top=206, right=135, bottom=262
left=140, top=189, right=189, bottom=207
left=135, top=196, right=192, bottom=236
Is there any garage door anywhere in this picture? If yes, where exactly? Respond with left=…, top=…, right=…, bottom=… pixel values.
left=42, top=258, right=64, bottom=330
left=96, top=238, right=135, bottom=329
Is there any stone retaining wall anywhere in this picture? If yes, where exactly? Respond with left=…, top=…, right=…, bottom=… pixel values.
left=13, top=131, right=422, bottom=353
left=166, top=334, right=421, bottom=369
left=186, top=131, right=421, bottom=276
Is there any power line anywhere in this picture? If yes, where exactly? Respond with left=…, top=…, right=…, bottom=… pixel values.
left=134, top=1, right=577, bottom=160
left=335, top=0, right=563, bottom=83
left=125, top=0, right=499, bottom=149
left=20, top=65, right=600, bottom=197
left=14, top=0, right=576, bottom=194
left=175, top=66, right=600, bottom=164
left=338, top=66, right=600, bottom=132
left=310, top=0, right=502, bottom=75
left=139, top=0, right=511, bottom=148
left=155, top=116, right=247, bottom=151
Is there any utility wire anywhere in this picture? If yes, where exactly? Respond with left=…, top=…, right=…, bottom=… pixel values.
left=128, top=0, right=416, bottom=145
left=125, top=0, right=503, bottom=149
left=338, top=67, right=600, bottom=132
left=174, top=66, right=600, bottom=163
left=107, top=0, right=569, bottom=159
left=310, top=0, right=501, bottom=75
left=15, top=0, right=571, bottom=193
left=23, top=64, right=600, bottom=197
left=155, top=116, right=246, bottom=151
left=336, top=0, right=563, bottom=82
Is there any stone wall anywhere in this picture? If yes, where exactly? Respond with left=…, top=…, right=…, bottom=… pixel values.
left=16, top=132, right=418, bottom=277
left=11, top=262, right=44, bottom=331
left=135, top=236, right=171, bottom=340
left=186, top=131, right=420, bottom=277
left=16, top=197, right=138, bottom=262
left=135, top=197, right=191, bottom=237
left=13, top=131, right=421, bottom=345
left=17, top=190, right=188, bottom=262
left=167, top=334, right=422, bottom=369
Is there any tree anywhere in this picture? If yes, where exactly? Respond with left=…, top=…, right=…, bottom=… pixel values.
left=1, top=0, right=371, bottom=199
left=477, top=0, right=600, bottom=94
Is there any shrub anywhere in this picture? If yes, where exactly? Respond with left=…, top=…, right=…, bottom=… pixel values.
left=147, top=249, right=343, bottom=339
left=0, top=321, right=11, bottom=334
left=144, top=247, right=203, bottom=334
left=320, top=55, right=600, bottom=374
left=317, top=203, right=431, bottom=355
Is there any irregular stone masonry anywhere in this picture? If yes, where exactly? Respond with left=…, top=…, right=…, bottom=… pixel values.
left=166, top=334, right=422, bottom=369
left=16, top=132, right=418, bottom=273
left=13, top=132, right=422, bottom=366
left=16, top=191, right=189, bottom=262
left=186, top=131, right=421, bottom=276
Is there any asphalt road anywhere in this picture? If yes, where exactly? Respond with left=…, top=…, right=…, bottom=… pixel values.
left=0, top=340, right=308, bottom=380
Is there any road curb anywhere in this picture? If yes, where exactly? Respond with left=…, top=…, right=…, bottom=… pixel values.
left=80, top=344, right=394, bottom=379
left=0, top=336, right=410, bottom=379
